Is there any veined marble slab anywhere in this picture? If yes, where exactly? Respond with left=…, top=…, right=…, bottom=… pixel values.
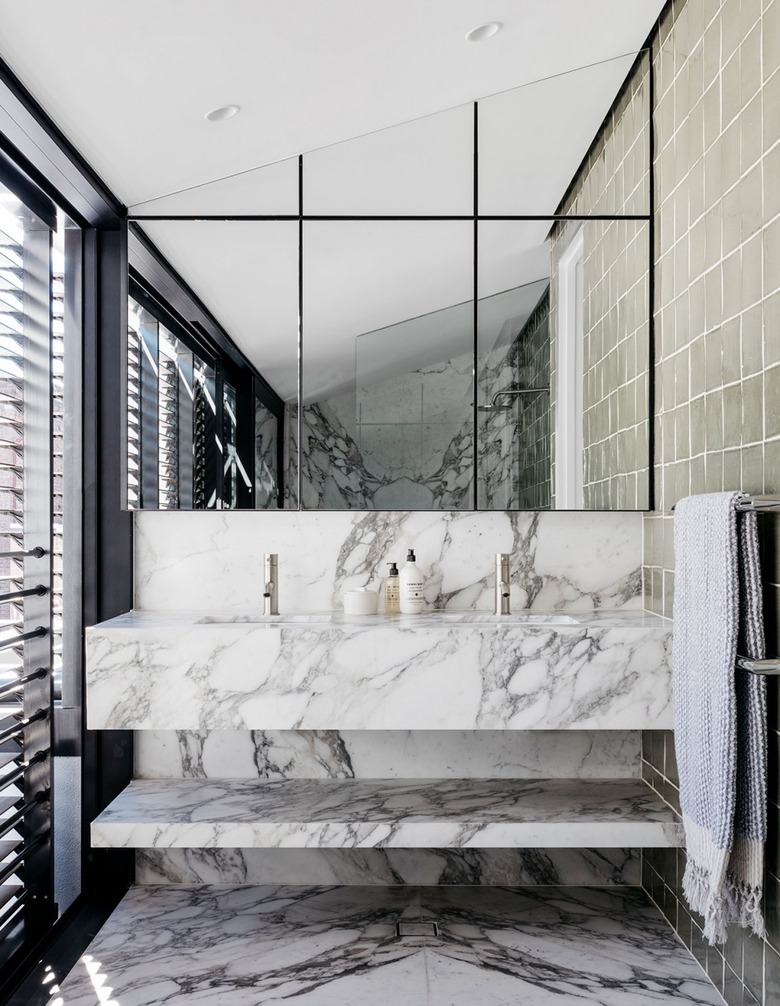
left=51, top=885, right=724, bottom=1006
left=86, top=609, right=672, bottom=731
left=135, top=729, right=641, bottom=780
left=91, top=778, right=684, bottom=849
left=134, top=509, right=642, bottom=614
left=137, top=847, right=642, bottom=886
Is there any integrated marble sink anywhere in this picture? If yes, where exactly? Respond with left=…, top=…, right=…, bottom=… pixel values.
left=196, top=612, right=580, bottom=626
left=86, top=607, right=673, bottom=732
left=198, top=613, right=340, bottom=624
left=436, top=612, right=579, bottom=624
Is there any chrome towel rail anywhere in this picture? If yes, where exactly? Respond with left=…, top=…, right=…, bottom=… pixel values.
left=734, top=496, right=780, bottom=512
left=737, top=656, right=780, bottom=676
left=671, top=495, right=780, bottom=512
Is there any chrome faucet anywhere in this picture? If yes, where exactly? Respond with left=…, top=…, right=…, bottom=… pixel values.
left=263, top=553, right=279, bottom=615
left=495, top=553, right=511, bottom=615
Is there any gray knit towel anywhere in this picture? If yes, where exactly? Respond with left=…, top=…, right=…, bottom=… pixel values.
left=673, top=491, right=767, bottom=944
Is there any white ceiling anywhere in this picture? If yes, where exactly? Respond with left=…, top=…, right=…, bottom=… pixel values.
left=0, top=1, right=662, bottom=206
left=0, top=1, right=663, bottom=400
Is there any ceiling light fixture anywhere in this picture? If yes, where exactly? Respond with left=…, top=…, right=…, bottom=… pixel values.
left=465, top=22, right=502, bottom=42
left=204, top=104, right=241, bottom=122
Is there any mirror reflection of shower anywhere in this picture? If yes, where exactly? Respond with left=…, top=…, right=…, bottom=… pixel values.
left=300, top=278, right=553, bottom=511
left=477, top=280, right=551, bottom=510
left=352, top=299, right=473, bottom=510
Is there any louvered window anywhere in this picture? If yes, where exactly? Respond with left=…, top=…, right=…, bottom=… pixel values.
left=51, top=249, right=64, bottom=697
left=0, top=182, right=63, bottom=962
left=127, top=295, right=215, bottom=509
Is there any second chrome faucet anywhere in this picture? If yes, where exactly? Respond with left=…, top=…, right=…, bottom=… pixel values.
left=495, top=553, right=511, bottom=615
left=263, top=553, right=279, bottom=615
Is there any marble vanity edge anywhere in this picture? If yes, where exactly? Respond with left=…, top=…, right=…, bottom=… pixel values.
left=90, top=778, right=684, bottom=850
left=93, top=820, right=684, bottom=849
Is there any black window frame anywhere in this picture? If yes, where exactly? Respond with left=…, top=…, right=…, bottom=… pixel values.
left=0, top=58, right=134, bottom=1003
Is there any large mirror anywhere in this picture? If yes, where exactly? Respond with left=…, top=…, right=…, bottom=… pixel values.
left=126, top=52, right=651, bottom=511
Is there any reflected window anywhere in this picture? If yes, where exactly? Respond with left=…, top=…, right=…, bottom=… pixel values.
left=127, top=292, right=216, bottom=509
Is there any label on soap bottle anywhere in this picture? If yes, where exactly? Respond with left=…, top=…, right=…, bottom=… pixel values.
left=400, top=572, right=425, bottom=614
left=385, top=578, right=400, bottom=614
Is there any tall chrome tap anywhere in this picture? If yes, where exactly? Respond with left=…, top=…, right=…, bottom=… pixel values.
left=495, top=553, right=511, bottom=615
left=263, top=553, right=279, bottom=615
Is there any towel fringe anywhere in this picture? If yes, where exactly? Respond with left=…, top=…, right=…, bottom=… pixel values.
left=683, top=859, right=765, bottom=944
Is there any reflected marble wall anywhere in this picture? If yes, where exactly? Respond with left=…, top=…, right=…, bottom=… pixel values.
left=298, top=354, right=473, bottom=510
left=296, top=296, right=554, bottom=511
left=254, top=401, right=279, bottom=509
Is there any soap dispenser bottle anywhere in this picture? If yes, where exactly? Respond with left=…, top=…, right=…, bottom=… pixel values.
left=385, top=562, right=401, bottom=614
left=399, top=549, right=426, bottom=614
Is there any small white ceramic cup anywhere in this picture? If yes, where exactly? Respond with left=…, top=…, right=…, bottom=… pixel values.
left=343, top=588, right=379, bottom=615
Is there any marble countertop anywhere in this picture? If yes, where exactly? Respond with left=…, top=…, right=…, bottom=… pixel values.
left=92, top=608, right=672, bottom=630
left=91, top=777, right=683, bottom=850
left=86, top=607, right=673, bottom=732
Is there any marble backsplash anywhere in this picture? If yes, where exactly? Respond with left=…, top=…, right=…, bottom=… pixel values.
left=135, top=730, right=640, bottom=781
left=137, top=847, right=640, bottom=887
left=134, top=509, right=642, bottom=612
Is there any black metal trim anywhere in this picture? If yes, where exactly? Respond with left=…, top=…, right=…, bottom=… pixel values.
left=81, top=224, right=134, bottom=892
left=297, top=155, right=304, bottom=509
left=129, top=212, right=652, bottom=222
left=472, top=102, right=479, bottom=512
left=647, top=46, right=657, bottom=512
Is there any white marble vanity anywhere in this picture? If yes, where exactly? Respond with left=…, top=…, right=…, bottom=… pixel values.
left=86, top=608, right=672, bottom=731
left=87, top=509, right=682, bottom=875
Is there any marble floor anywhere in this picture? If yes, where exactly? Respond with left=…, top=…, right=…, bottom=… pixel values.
left=48, top=885, right=725, bottom=1005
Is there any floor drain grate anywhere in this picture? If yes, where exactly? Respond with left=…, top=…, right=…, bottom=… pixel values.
left=396, top=921, right=439, bottom=938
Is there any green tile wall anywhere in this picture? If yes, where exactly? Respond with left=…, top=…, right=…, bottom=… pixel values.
left=565, top=0, right=780, bottom=1001
left=642, top=0, right=780, bottom=1002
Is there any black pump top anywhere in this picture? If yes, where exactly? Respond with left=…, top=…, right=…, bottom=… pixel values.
left=387, top=562, right=399, bottom=576
left=406, top=549, right=416, bottom=562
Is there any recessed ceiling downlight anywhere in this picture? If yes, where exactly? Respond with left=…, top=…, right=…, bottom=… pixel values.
left=204, top=104, right=240, bottom=122
left=466, top=22, right=502, bottom=42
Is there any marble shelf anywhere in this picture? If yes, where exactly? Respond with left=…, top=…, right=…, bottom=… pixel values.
left=86, top=608, right=673, bottom=731
left=91, top=777, right=684, bottom=850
